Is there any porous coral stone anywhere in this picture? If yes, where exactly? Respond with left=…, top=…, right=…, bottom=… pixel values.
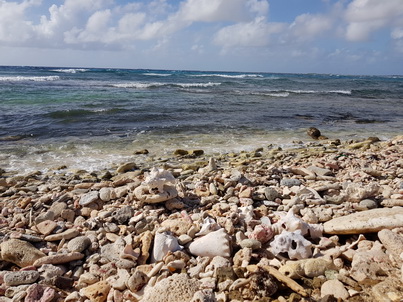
left=142, top=273, right=200, bottom=302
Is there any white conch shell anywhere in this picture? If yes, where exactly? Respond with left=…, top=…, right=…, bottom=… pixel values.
left=270, top=230, right=312, bottom=260
left=188, top=228, right=231, bottom=258
left=195, top=217, right=220, bottom=236
left=151, top=232, right=182, bottom=263
left=273, top=209, right=322, bottom=238
left=142, top=167, right=176, bottom=193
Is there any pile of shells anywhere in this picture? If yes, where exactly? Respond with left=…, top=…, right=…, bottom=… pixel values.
left=0, top=135, right=402, bottom=302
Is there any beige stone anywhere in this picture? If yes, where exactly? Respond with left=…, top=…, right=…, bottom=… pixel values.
left=33, top=252, right=84, bottom=267
left=324, top=207, right=403, bottom=234
left=82, top=280, right=111, bottom=302
left=33, top=219, right=57, bottom=235
left=321, top=279, right=349, bottom=300
left=378, top=229, right=403, bottom=261
left=44, top=228, right=79, bottom=241
left=0, top=239, right=45, bottom=267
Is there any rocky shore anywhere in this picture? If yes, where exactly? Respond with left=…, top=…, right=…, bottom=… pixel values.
left=0, top=135, right=402, bottom=302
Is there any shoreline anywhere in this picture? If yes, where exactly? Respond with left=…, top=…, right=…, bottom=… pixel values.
left=0, top=134, right=402, bottom=301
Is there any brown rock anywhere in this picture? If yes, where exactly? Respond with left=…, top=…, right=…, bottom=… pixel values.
left=82, top=280, right=111, bottom=302
left=33, top=220, right=57, bottom=235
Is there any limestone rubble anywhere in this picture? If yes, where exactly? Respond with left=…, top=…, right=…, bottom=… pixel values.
left=0, top=135, right=402, bottom=301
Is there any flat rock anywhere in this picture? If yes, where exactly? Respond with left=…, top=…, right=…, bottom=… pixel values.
left=44, top=228, right=79, bottom=241
left=79, top=191, right=99, bottom=206
left=0, top=239, right=45, bottom=267
left=34, top=220, right=57, bottom=235
left=33, top=252, right=84, bottom=267
left=323, top=207, right=403, bottom=234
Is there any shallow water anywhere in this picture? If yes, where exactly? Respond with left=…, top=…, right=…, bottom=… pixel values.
left=1, top=66, right=402, bottom=174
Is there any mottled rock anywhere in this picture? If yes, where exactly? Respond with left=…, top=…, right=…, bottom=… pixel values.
left=99, top=187, right=116, bottom=202
left=81, top=280, right=111, bottom=302
left=324, top=207, right=403, bottom=234
left=79, top=191, right=99, bottom=206
left=0, top=239, right=45, bottom=267
left=112, top=206, right=134, bottom=224
left=4, top=271, right=39, bottom=286
left=126, top=270, right=149, bottom=292
left=280, top=179, right=302, bottom=187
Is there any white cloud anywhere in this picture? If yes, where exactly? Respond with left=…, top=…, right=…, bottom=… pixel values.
left=214, top=16, right=284, bottom=49
left=289, top=13, right=333, bottom=41
left=0, top=0, right=38, bottom=43
left=344, top=0, right=403, bottom=41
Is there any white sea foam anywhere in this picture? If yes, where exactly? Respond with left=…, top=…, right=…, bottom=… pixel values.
left=176, top=82, right=221, bottom=88
left=286, top=89, right=352, bottom=94
left=0, top=76, right=60, bottom=82
left=192, top=74, right=263, bottom=78
left=112, top=82, right=165, bottom=88
left=112, top=82, right=221, bottom=88
left=51, top=68, right=89, bottom=73
left=143, top=73, right=171, bottom=76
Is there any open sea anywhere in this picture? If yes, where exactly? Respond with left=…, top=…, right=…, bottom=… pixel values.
left=0, top=66, right=402, bottom=174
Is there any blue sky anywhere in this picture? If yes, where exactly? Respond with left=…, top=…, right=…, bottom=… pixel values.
left=0, top=0, right=402, bottom=75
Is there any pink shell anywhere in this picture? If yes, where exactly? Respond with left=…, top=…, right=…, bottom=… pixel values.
left=248, top=225, right=274, bottom=243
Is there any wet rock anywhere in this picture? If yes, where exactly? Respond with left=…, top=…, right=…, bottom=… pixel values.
left=0, top=239, right=45, bottom=267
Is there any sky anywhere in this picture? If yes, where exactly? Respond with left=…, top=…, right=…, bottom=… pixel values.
left=0, top=0, right=403, bottom=75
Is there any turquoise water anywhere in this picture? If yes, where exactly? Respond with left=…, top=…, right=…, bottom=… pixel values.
left=1, top=66, right=402, bottom=173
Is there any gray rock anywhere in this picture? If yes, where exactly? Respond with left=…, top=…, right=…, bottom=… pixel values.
left=264, top=187, right=280, bottom=201
left=49, top=202, right=68, bottom=218
left=34, top=211, right=55, bottom=224
left=67, top=236, right=91, bottom=253
left=79, top=191, right=99, bottom=206
left=240, top=239, right=261, bottom=250
left=4, top=271, right=40, bottom=286
left=280, top=179, right=302, bottom=187
left=112, top=206, right=134, bottom=224
left=359, top=199, right=377, bottom=209
left=99, top=187, right=115, bottom=202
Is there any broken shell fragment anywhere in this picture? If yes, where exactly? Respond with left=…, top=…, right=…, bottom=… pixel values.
left=188, top=228, right=231, bottom=258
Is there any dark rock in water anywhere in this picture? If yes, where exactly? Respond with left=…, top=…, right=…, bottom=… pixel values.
left=134, top=149, right=149, bottom=155
left=307, top=127, right=321, bottom=139
left=307, top=127, right=328, bottom=140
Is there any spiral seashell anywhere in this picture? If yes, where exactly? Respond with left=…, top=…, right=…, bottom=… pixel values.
left=188, top=228, right=231, bottom=258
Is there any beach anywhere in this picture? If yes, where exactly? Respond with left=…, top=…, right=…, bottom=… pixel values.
left=0, top=134, right=402, bottom=301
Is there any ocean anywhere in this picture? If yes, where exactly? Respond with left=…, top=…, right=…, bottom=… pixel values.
left=0, top=66, right=402, bottom=174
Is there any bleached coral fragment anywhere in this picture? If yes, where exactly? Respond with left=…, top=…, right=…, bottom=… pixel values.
left=270, top=230, right=312, bottom=260
left=143, top=167, right=176, bottom=193
left=273, top=209, right=323, bottom=238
